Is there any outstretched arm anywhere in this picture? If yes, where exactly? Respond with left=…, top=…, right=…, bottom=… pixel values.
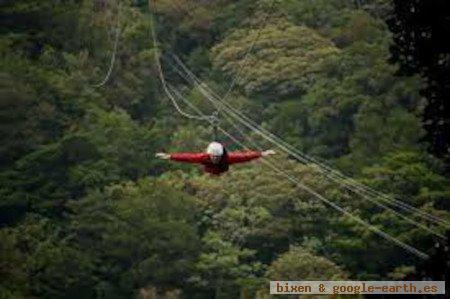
left=227, top=150, right=275, bottom=164
left=155, top=152, right=209, bottom=164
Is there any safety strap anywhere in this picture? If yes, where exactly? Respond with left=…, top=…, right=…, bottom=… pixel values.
left=210, top=111, right=220, bottom=141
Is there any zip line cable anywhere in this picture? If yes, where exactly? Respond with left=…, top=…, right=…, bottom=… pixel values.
left=167, top=83, right=430, bottom=260
left=212, top=93, right=449, bottom=227
left=170, top=0, right=274, bottom=103
left=94, top=1, right=122, bottom=87
left=169, top=54, right=450, bottom=229
left=209, top=79, right=449, bottom=232
left=149, top=1, right=214, bottom=121
left=176, top=88, right=431, bottom=259
left=213, top=1, right=275, bottom=102
left=149, top=0, right=447, bottom=235
left=170, top=54, right=448, bottom=227
left=212, top=96, right=446, bottom=239
left=204, top=90, right=446, bottom=239
left=199, top=79, right=446, bottom=239
left=146, top=0, right=440, bottom=259
left=219, top=127, right=430, bottom=260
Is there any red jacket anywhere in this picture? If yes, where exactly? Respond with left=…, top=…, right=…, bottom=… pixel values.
left=170, top=151, right=262, bottom=175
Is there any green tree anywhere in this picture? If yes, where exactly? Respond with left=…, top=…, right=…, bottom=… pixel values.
left=212, top=20, right=339, bottom=97
left=0, top=73, right=38, bottom=168
left=192, top=231, right=263, bottom=297
left=0, top=215, right=94, bottom=298
left=266, top=246, right=347, bottom=280
left=292, top=41, right=423, bottom=165
left=360, top=151, right=450, bottom=216
left=69, top=178, right=201, bottom=296
left=0, top=108, right=163, bottom=223
left=326, top=151, right=450, bottom=278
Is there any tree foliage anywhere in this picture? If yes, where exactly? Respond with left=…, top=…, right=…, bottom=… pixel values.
left=212, top=20, right=339, bottom=97
left=1, top=0, right=449, bottom=297
left=266, top=246, right=347, bottom=280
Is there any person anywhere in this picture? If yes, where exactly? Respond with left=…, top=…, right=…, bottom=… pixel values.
left=155, top=141, right=275, bottom=175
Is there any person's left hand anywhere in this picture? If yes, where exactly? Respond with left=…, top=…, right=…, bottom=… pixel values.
left=262, top=149, right=276, bottom=157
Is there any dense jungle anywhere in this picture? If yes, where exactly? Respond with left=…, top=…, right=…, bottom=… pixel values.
left=1, top=0, right=449, bottom=298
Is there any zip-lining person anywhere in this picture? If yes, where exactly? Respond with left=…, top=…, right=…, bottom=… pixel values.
left=156, top=141, right=275, bottom=175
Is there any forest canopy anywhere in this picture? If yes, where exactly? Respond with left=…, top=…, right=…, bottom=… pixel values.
left=0, top=0, right=449, bottom=298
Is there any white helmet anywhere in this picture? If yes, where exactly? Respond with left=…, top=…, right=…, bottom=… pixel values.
left=206, top=142, right=224, bottom=156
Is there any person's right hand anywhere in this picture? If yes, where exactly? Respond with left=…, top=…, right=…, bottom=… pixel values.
left=155, top=153, right=170, bottom=160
